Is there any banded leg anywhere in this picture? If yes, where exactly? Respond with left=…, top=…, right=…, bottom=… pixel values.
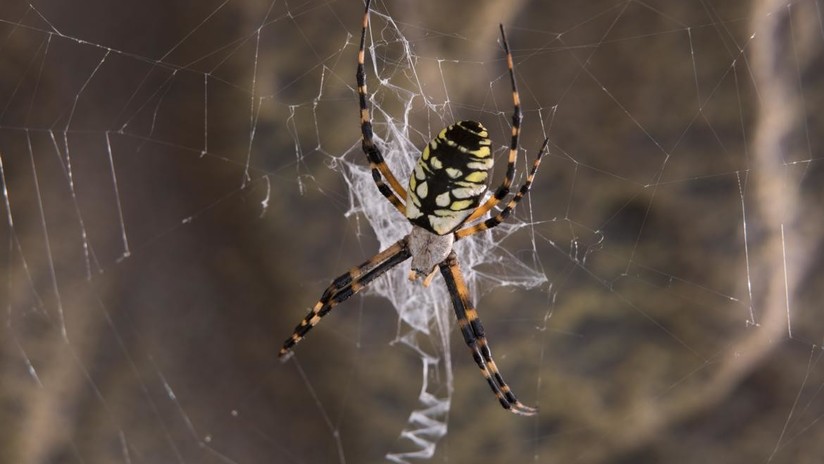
left=455, top=138, right=548, bottom=239
left=439, top=252, right=537, bottom=415
left=279, top=238, right=411, bottom=359
left=465, top=24, right=521, bottom=224
left=357, top=0, right=407, bottom=214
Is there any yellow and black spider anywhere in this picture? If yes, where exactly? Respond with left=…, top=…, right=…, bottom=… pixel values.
left=278, top=0, right=547, bottom=416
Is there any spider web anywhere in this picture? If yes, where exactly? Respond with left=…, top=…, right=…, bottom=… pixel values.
left=2, top=0, right=824, bottom=463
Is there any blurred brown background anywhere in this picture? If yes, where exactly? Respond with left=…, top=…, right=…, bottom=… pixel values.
left=2, top=0, right=824, bottom=462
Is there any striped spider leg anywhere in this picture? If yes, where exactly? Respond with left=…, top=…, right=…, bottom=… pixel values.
left=356, top=0, right=407, bottom=214
left=455, top=24, right=548, bottom=240
left=461, top=25, right=527, bottom=227
left=440, top=252, right=538, bottom=415
left=278, top=239, right=410, bottom=359
left=455, top=138, right=548, bottom=239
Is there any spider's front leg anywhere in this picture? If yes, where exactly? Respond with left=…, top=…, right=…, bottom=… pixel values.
left=439, top=252, right=537, bottom=415
left=279, top=238, right=411, bottom=359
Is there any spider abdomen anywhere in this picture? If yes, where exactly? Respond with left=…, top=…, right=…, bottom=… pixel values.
left=406, top=121, right=492, bottom=235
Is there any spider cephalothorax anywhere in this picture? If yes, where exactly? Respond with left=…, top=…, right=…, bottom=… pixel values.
left=278, top=0, right=547, bottom=416
left=407, top=226, right=453, bottom=286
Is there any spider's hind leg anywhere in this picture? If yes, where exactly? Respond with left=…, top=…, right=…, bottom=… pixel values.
left=356, top=0, right=408, bottom=214
left=279, top=238, right=411, bottom=359
left=455, top=138, right=548, bottom=239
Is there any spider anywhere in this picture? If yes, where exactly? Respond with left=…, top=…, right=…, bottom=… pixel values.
left=278, top=0, right=547, bottom=416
